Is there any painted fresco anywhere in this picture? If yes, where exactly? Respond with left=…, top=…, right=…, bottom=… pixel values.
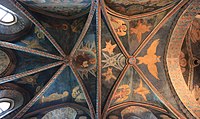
left=101, top=18, right=126, bottom=107
left=42, top=107, right=78, bottom=119
left=0, top=49, right=16, bottom=77
left=107, top=105, right=174, bottom=119
left=108, top=16, right=128, bottom=54
left=15, top=1, right=89, bottom=55
left=39, top=13, right=88, bottom=55
left=135, top=12, right=183, bottom=114
left=13, top=50, right=57, bottom=74
left=180, top=16, right=200, bottom=105
left=0, top=50, right=10, bottom=74
left=14, top=25, right=60, bottom=56
left=101, top=1, right=188, bottom=118
left=105, top=0, right=180, bottom=16
left=108, top=10, right=168, bottom=55
left=24, top=105, right=91, bottom=119
left=19, top=0, right=91, bottom=17
left=111, top=67, right=164, bottom=108
left=15, top=67, right=59, bottom=97
left=28, top=67, right=88, bottom=113
left=137, top=39, right=161, bottom=80
left=188, top=16, right=200, bottom=97
left=0, top=0, right=200, bottom=118
left=0, top=1, right=93, bottom=118
left=166, top=1, right=200, bottom=117
left=73, top=33, right=96, bottom=79
left=72, top=16, right=97, bottom=108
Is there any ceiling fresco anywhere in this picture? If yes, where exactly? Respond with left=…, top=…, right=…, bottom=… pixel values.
left=104, top=0, right=180, bottom=16
left=19, top=0, right=91, bottom=18
left=0, top=0, right=199, bottom=119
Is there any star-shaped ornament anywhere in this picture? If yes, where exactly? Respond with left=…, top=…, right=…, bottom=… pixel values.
left=102, top=68, right=116, bottom=83
left=102, top=40, right=117, bottom=56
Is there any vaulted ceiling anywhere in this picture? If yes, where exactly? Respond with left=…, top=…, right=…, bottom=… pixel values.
left=0, top=0, right=199, bottom=119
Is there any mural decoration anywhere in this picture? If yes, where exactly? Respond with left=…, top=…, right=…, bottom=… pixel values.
left=112, top=85, right=131, bottom=103
left=102, top=40, right=125, bottom=81
left=121, top=106, right=157, bottom=119
left=101, top=39, right=125, bottom=71
left=102, top=52, right=124, bottom=71
left=71, top=18, right=87, bottom=33
left=72, top=86, right=86, bottom=103
left=40, top=14, right=87, bottom=55
left=17, top=74, right=39, bottom=86
left=0, top=1, right=93, bottom=118
left=42, top=107, right=77, bottom=119
left=0, top=50, right=11, bottom=74
left=137, top=39, right=161, bottom=80
left=189, top=15, right=200, bottom=44
left=181, top=15, right=200, bottom=105
left=105, top=0, right=179, bottom=16
left=25, top=105, right=91, bottom=119
left=0, top=49, right=16, bottom=77
left=70, top=17, right=97, bottom=108
left=1, top=0, right=200, bottom=118
left=134, top=79, right=150, bottom=101
left=110, top=17, right=127, bottom=36
left=111, top=67, right=163, bottom=107
left=21, top=39, right=47, bottom=51
left=108, top=10, right=167, bottom=55
left=179, top=51, right=187, bottom=74
left=107, top=106, right=174, bottom=119
left=102, top=68, right=116, bottom=83
left=171, top=14, right=200, bottom=109
left=40, top=91, right=69, bottom=103
left=109, top=16, right=128, bottom=54
left=130, top=20, right=151, bottom=43
left=73, top=41, right=96, bottom=79
left=34, top=27, right=45, bottom=39
left=101, top=19, right=126, bottom=107
left=102, top=40, right=117, bottom=56
left=166, top=0, right=200, bottom=117
left=12, top=25, right=60, bottom=56
left=19, top=0, right=91, bottom=18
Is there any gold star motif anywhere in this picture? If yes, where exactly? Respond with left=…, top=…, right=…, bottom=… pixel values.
left=134, top=79, right=150, bottom=101
left=102, top=40, right=117, bottom=56
left=130, top=20, right=151, bottom=43
left=102, top=68, right=116, bottom=83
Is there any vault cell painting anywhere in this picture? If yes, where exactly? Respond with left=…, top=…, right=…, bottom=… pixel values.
left=107, top=105, right=174, bottom=119
left=19, top=0, right=91, bottom=18
left=0, top=0, right=200, bottom=119
left=107, top=7, right=170, bottom=55
left=104, top=0, right=180, bottom=16
left=101, top=18, right=126, bottom=108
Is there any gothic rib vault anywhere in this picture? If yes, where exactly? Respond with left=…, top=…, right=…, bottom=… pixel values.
left=0, top=0, right=199, bottom=119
